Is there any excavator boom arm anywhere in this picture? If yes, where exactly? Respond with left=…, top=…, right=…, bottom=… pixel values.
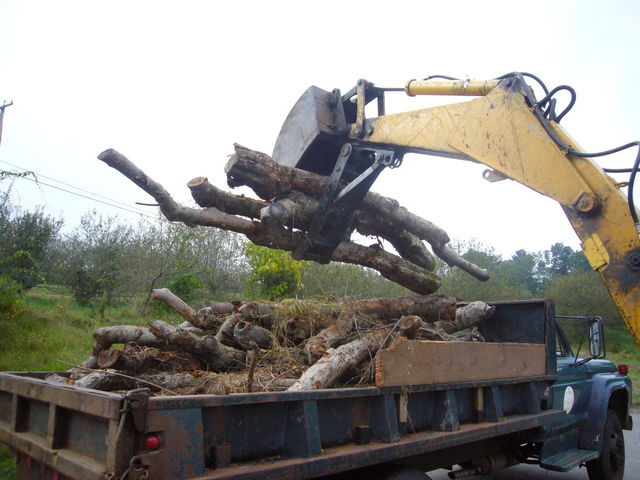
left=274, top=75, right=640, bottom=344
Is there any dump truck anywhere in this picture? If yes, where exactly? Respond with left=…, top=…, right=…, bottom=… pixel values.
left=0, top=299, right=632, bottom=479
left=1, top=72, right=637, bottom=478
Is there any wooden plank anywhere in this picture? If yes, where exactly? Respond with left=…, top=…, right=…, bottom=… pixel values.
left=374, top=339, right=546, bottom=387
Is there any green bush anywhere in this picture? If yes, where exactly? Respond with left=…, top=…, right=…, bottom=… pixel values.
left=0, top=275, right=24, bottom=320
left=245, top=244, right=305, bottom=300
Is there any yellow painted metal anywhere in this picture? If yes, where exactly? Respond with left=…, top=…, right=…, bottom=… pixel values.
left=362, top=85, right=595, bottom=208
left=582, top=234, right=610, bottom=271
left=405, top=79, right=500, bottom=97
left=351, top=80, right=640, bottom=345
left=549, top=123, right=640, bottom=344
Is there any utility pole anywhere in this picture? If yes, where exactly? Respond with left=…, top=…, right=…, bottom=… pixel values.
left=0, top=101, right=14, bottom=146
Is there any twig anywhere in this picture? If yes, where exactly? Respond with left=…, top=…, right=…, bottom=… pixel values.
left=245, top=342, right=259, bottom=393
left=57, top=360, right=180, bottom=396
left=264, top=366, right=301, bottom=390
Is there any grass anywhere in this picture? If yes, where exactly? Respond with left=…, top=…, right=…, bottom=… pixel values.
left=605, top=325, right=640, bottom=404
left=0, top=286, right=180, bottom=480
left=0, top=286, right=166, bottom=371
left=0, top=446, right=14, bottom=480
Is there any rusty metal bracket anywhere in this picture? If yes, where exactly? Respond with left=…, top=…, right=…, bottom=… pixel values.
left=292, top=144, right=398, bottom=263
left=119, top=455, right=151, bottom=480
left=124, top=388, right=150, bottom=432
left=355, top=80, right=367, bottom=137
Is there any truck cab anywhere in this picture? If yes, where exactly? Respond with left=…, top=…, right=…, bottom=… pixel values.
left=544, top=316, right=632, bottom=479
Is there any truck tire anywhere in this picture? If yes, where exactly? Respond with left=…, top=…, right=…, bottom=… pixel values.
left=587, top=409, right=625, bottom=480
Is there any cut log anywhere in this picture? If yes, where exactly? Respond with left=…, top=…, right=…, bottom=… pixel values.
left=215, top=314, right=242, bottom=347
left=73, top=370, right=194, bottom=392
left=149, top=320, right=245, bottom=371
left=203, top=301, right=237, bottom=315
left=422, top=301, right=495, bottom=335
left=453, top=301, right=496, bottom=330
left=304, top=295, right=457, bottom=364
left=151, top=288, right=198, bottom=325
left=398, top=315, right=422, bottom=339
left=225, top=145, right=488, bottom=280
left=44, top=374, right=73, bottom=386
left=304, top=307, right=357, bottom=364
left=97, top=149, right=442, bottom=294
left=74, top=370, right=131, bottom=390
left=236, top=301, right=279, bottom=328
left=187, top=175, right=266, bottom=219
left=150, top=288, right=232, bottom=330
left=96, top=346, right=201, bottom=372
left=288, top=328, right=390, bottom=391
left=80, top=325, right=166, bottom=369
left=256, top=190, right=436, bottom=271
left=233, top=321, right=272, bottom=350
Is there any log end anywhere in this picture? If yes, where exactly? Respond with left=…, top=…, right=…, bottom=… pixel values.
left=187, top=176, right=208, bottom=189
left=97, top=148, right=116, bottom=161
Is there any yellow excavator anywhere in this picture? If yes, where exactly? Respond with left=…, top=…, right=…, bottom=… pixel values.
left=272, top=72, right=640, bottom=345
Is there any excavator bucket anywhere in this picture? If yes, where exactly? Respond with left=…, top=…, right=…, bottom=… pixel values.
left=272, top=85, right=348, bottom=176
left=271, top=83, right=400, bottom=262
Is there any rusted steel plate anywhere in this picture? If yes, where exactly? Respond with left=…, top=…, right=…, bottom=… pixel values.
left=0, top=373, right=121, bottom=420
left=193, top=410, right=565, bottom=480
left=0, top=429, right=106, bottom=480
left=146, top=375, right=556, bottom=410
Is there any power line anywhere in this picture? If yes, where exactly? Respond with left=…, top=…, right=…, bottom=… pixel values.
left=0, top=158, right=152, bottom=215
left=15, top=175, right=159, bottom=220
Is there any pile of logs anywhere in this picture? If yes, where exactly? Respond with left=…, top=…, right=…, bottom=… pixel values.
left=49, top=290, right=495, bottom=395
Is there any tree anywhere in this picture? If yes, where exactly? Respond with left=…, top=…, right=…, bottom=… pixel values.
left=136, top=220, right=247, bottom=307
left=541, top=270, right=622, bottom=324
left=0, top=207, right=62, bottom=291
left=535, top=242, right=590, bottom=287
left=502, top=249, right=540, bottom=294
left=438, top=241, right=532, bottom=302
left=245, top=243, right=306, bottom=300
left=301, top=262, right=409, bottom=299
left=61, top=213, right=136, bottom=305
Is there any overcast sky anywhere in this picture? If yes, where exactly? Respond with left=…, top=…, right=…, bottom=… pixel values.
left=1, top=0, right=639, bottom=258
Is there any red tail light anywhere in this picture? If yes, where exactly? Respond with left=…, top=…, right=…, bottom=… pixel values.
left=618, top=364, right=629, bottom=375
left=145, top=434, right=161, bottom=450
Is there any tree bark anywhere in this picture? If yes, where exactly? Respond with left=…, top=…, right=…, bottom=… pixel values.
left=151, top=287, right=230, bottom=330
left=233, top=320, right=272, bottom=350
left=74, top=370, right=195, bottom=392
left=304, top=307, right=358, bottom=364
left=151, top=288, right=199, bottom=325
left=98, top=148, right=441, bottom=295
left=96, top=346, right=201, bottom=372
left=226, top=145, right=488, bottom=280
left=304, top=295, right=457, bottom=363
left=422, top=301, right=495, bottom=335
left=397, top=315, right=422, bottom=339
left=149, top=320, right=245, bottom=371
left=288, top=329, right=390, bottom=391
left=245, top=342, right=260, bottom=393
left=80, top=325, right=166, bottom=369
left=187, top=175, right=267, bottom=219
